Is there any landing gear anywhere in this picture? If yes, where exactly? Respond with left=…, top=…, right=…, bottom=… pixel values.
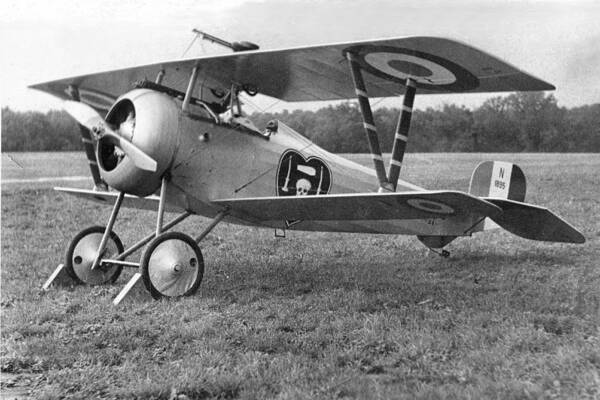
left=65, top=225, right=124, bottom=285
left=46, top=176, right=228, bottom=304
left=140, top=232, right=204, bottom=299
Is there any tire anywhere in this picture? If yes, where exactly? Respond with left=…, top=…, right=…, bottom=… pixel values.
left=65, top=225, right=124, bottom=285
left=140, top=231, right=204, bottom=299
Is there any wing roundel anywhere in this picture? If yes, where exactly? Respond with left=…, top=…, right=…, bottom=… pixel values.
left=343, top=45, right=480, bottom=92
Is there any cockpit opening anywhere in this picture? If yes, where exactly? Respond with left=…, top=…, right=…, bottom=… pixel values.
left=132, top=79, right=271, bottom=138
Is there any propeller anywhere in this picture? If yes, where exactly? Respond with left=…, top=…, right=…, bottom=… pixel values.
left=63, top=101, right=158, bottom=172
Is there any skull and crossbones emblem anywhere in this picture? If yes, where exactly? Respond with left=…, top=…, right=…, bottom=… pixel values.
left=277, top=150, right=332, bottom=197
left=295, top=178, right=311, bottom=196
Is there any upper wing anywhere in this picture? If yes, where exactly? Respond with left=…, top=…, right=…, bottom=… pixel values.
left=213, top=190, right=501, bottom=224
left=30, top=36, right=554, bottom=108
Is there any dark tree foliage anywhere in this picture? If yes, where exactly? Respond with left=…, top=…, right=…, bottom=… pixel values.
left=2, top=107, right=81, bottom=151
left=253, top=93, right=599, bottom=153
left=2, top=93, right=599, bottom=152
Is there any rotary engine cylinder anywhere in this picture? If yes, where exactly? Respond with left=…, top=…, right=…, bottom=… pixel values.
left=98, top=89, right=180, bottom=196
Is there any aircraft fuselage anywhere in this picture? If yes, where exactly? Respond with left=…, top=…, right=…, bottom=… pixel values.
left=162, top=111, right=477, bottom=236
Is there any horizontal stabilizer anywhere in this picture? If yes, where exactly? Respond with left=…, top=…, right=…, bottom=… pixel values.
left=485, top=198, right=585, bottom=243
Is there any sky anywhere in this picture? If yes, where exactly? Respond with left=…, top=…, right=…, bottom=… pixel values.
left=1, top=0, right=599, bottom=113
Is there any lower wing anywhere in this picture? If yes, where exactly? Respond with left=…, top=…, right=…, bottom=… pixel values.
left=56, top=187, right=499, bottom=231
left=55, top=187, right=583, bottom=242
left=54, top=187, right=182, bottom=213
left=213, top=191, right=501, bottom=229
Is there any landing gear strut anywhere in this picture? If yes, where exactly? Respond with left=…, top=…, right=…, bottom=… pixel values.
left=112, top=176, right=227, bottom=303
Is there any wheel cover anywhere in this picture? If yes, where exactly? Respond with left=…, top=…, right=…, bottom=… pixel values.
left=147, top=238, right=199, bottom=297
left=71, top=232, right=120, bottom=285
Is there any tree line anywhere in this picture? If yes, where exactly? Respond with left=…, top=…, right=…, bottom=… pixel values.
left=252, top=93, right=600, bottom=152
left=2, top=92, right=599, bottom=152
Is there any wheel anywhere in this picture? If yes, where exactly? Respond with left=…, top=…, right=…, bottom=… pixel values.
left=65, top=225, right=124, bottom=285
left=140, top=232, right=204, bottom=299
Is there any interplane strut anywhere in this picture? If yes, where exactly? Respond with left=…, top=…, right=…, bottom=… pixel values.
left=346, top=53, right=392, bottom=191
left=388, top=78, right=416, bottom=190
left=346, top=54, right=417, bottom=191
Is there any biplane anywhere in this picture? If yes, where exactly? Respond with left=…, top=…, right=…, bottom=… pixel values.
left=31, top=32, right=584, bottom=304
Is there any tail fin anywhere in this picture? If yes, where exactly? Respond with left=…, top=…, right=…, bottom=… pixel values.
left=469, top=161, right=526, bottom=201
left=469, top=161, right=526, bottom=232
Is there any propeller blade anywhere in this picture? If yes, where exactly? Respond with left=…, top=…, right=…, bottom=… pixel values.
left=106, top=132, right=157, bottom=172
left=63, top=101, right=157, bottom=172
left=63, top=100, right=104, bottom=128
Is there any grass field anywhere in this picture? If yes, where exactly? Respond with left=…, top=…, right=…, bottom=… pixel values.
left=1, top=152, right=599, bottom=399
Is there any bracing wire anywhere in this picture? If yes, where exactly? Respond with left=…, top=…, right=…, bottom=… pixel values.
left=239, top=94, right=282, bottom=115
left=181, top=33, right=201, bottom=58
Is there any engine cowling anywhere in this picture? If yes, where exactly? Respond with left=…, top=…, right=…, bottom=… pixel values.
left=98, top=89, right=180, bottom=196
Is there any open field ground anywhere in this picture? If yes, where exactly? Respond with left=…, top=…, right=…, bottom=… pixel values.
left=1, top=152, right=599, bottom=399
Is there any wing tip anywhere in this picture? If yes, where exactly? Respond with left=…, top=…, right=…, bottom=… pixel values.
left=27, top=82, right=44, bottom=91
left=545, top=82, right=556, bottom=91
left=533, top=80, right=556, bottom=92
left=568, top=230, right=586, bottom=244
